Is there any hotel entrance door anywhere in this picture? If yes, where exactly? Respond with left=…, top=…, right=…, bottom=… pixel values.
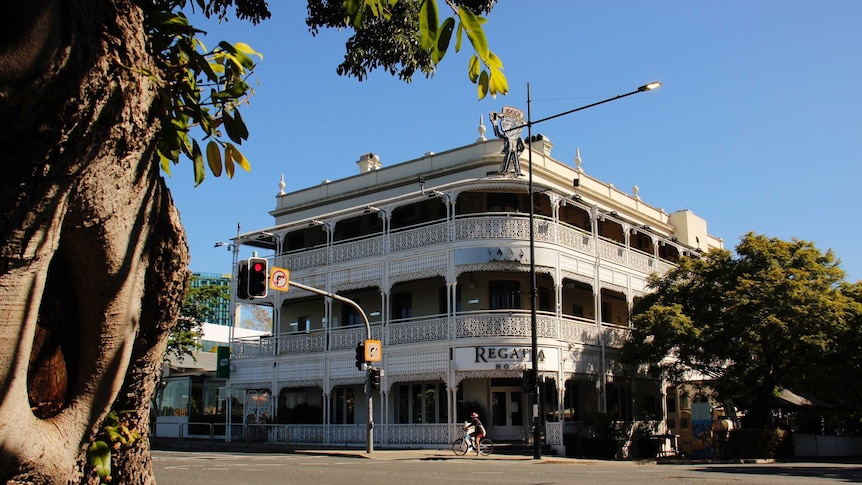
left=491, top=388, right=525, bottom=441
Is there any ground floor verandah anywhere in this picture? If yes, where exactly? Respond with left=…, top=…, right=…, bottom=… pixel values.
left=214, top=372, right=663, bottom=454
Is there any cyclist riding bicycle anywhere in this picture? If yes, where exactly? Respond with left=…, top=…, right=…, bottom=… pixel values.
left=464, top=412, right=486, bottom=454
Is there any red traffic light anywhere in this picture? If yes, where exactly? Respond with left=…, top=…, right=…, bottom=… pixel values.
left=247, top=257, right=268, bottom=298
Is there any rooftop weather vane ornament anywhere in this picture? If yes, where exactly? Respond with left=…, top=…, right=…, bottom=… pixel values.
left=490, top=106, right=526, bottom=176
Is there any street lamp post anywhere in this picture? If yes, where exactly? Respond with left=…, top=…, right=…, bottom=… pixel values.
left=215, top=222, right=241, bottom=441
left=519, top=82, right=660, bottom=459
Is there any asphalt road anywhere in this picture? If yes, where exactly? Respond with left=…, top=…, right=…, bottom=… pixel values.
left=152, top=450, right=862, bottom=485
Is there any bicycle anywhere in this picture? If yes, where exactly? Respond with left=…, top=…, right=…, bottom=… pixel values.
left=452, top=427, right=494, bottom=456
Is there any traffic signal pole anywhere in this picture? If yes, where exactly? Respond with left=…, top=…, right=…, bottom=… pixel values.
left=287, top=279, right=375, bottom=454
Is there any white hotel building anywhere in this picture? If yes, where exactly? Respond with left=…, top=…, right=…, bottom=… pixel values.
left=227, top=120, right=723, bottom=453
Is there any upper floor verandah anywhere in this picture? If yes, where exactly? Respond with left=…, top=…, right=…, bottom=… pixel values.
left=269, top=187, right=689, bottom=275
left=231, top=309, right=630, bottom=361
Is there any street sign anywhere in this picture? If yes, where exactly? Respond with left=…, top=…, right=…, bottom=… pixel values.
left=269, top=266, right=290, bottom=292
left=364, top=339, right=382, bottom=362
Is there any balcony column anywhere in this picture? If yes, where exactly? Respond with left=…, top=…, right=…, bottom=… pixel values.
left=550, top=193, right=563, bottom=245
left=380, top=208, right=391, bottom=254
left=324, top=291, right=333, bottom=352
left=622, top=223, right=631, bottom=266
left=448, top=280, right=457, bottom=339
left=594, top=287, right=607, bottom=413
left=626, top=292, right=633, bottom=328
left=446, top=191, right=458, bottom=242
left=272, top=305, right=281, bottom=355
left=380, top=289, right=390, bottom=345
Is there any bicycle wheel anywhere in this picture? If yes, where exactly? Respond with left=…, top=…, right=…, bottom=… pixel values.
left=452, top=437, right=469, bottom=455
left=478, top=438, right=494, bottom=456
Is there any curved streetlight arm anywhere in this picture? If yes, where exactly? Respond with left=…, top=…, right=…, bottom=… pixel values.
left=506, top=82, right=661, bottom=132
left=286, top=280, right=371, bottom=340
left=286, top=278, right=375, bottom=454
left=516, top=80, right=660, bottom=460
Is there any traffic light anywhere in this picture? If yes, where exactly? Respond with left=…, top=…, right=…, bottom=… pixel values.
left=355, top=342, right=366, bottom=370
left=370, top=367, right=382, bottom=391
left=237, top=260, right=249, bottom=299
left=247, top=256, right=268, bottom=298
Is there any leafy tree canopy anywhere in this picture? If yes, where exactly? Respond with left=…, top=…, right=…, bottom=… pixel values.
left=142, top=0, right=504, bottom=187
left=166, top=278, right=228, bottom=361
left=621, top=232, right=859, bottom=427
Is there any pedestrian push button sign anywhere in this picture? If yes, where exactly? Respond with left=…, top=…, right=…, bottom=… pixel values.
left=364, top=339, right=382, bottom=362
left=269, top=266, right=290, bottom=292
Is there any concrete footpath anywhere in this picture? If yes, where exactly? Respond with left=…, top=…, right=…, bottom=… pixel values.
left=150, top=437, right=741, bottom=464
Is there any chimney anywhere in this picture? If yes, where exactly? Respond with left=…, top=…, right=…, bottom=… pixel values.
left=357, top=153, right=382, bottom=173
left=527, top=134, right=553, bottom=157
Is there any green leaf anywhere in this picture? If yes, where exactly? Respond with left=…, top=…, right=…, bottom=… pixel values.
left=477, top=70, right=489, bottom=100
left=226, top=51, right=255, bottom=72
left=221, top=110, right=238, bottom=143
left=224, top=146, right=235, bottom=179
left=433, top=17, right=455, bottom=64
left=457, top=7, right=489, bottom=61
left=234, top=42, right=263, bottom=60
left=206, top=140, right=223, bottom=177
left=489, top=66, right=508, bottom=98
left=232, top=109, right=250, bottom=140
left=226, top=143, right=251, bottom=172
left=192, top=139, right=205, bottom=187
left=455, top=23, right=463, bottom=53
left=87, top=441, right=111, bottom=481
left=468, top=55, right=481, bottom=83
left=158, top=150, right=172, bottom=175
left=419, top=0, right=439, bottom=51
left=222, top=109, right=248, bottom=144
left=486, top=51, right=503, bottom=70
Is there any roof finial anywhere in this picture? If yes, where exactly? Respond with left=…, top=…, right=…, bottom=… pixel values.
left=278, top=173, right=286, bottom=196
left=574, top=147, right=583, bottom=172
left=477, top=114, right=487, bottom=142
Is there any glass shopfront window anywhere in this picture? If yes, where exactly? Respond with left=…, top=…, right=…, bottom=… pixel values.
left=159, top=378, right=190, bottom=417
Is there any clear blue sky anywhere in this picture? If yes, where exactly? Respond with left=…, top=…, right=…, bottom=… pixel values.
left=166, top=1, right=862, bottom=282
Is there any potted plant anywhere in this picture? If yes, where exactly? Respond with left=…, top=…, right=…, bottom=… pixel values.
left=581, top=412, right=621, bottom=459
left=631, top=418, right=661, bottom=458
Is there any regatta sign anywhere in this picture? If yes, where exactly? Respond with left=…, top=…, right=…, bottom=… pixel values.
left=454, top=346, right=558, bottom=372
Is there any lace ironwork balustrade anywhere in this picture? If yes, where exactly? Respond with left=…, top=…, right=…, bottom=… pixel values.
left=601, top=325, right=630, bottom=349
left=455, top=312, right=557, bottom=339
left=628, top=248, right=655, bottom=273
left=284, top=424, right=325, bottom=445
left=386, top=424, right=450, bottom=444
left=281, top=246, right=328, bottom=271
left=389, top=221, right=449, bottom=252
left=597, top=238, right=626, bottom=264
left=558, top=224, right=595, bottom=255
left=559, top=317, right=601, bottom=346
left=278, top=330, right=326, bottom=355
left=655, top=259, right=675, bottom=274
left=331, top=235, right=383, bottom=264
left=232, top=336, right=275, bottom=358
left=329, top=424, right=376, bottom=445
left=545, top=421, right=563, bottom=445
left=454, top=215, right=529, bottom=240
left=387, top=317, right=450, bottom=344
left=329, top=325, right=383, bottom=351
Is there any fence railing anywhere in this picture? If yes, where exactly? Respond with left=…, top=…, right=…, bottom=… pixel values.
left=273, top=215, right=680, bottom=273
left=233, top=311, right=631, bottom=358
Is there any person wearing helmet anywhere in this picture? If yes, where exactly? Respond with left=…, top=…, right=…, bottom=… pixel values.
left=464, top=412, right=486, bottom=454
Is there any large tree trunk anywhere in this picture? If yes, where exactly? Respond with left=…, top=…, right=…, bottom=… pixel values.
left=0, top=1, right=188, bottom=483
